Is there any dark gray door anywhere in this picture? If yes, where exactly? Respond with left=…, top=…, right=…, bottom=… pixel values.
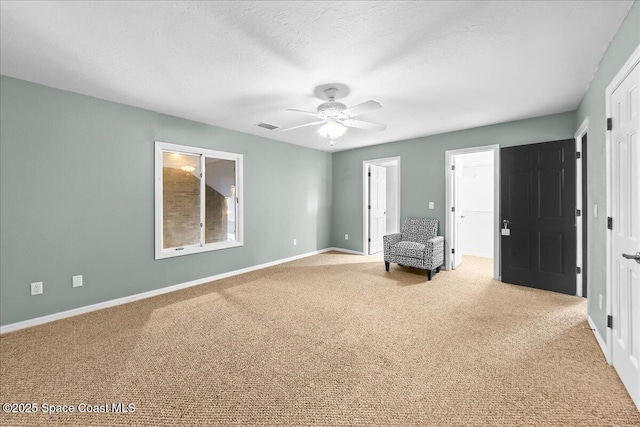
left=500, top=139, right=576, bottom=295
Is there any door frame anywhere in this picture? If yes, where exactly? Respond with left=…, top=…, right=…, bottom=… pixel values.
left=575, top=117, right=588, bottom=297
left=445, top=145, right=500, bottom=280
left=605, top=44, right=640, bottom=365
left=362, top=156, right=401, bottom=256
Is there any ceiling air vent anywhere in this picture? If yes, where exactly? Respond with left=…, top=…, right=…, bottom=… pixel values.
left=255, top=122, right=279, bottom=130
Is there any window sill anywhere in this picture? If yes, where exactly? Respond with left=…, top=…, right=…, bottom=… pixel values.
left=155, top=240, right=243, bottom=260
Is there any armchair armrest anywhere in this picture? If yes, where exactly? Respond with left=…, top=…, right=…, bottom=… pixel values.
left=426, top=236, right=444, bottom=249
left=383, top=233, right=402, bottom=249
left=424, top=236, right=445, bottom=269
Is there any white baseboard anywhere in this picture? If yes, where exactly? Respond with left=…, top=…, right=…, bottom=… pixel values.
left=587, top=314, right=610, bottom=364
left=1, top=247, right=344, bottom=335
left=328, top=247, right=365, bottom=255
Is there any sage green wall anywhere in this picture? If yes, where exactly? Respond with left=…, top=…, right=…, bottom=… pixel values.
left=0, top=76, right=332, bottom=326
left=331, top=111, right=576, bottom=252
left=575, top=2, right=640, bottom=340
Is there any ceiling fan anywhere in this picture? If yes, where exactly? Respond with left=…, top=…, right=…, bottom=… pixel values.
left=280, top=88, right=386, bottom=145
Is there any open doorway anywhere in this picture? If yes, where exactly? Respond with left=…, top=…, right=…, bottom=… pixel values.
left=362, top=157, right=401, bottom=255
left=445, top=145, right=500, bottom=279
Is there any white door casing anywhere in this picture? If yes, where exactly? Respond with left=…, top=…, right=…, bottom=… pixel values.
left=452, top=156, right=464, bottom=269
left=575, top=118, right=588, bottom=297
left=362, top=157, right=400, bottom=256
left=609, top=54, right=640, bottom=410
left=369, top=164, right=387, bottom=254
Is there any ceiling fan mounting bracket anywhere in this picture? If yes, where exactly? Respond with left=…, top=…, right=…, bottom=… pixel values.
left=324, top=87, right=339, bottom=100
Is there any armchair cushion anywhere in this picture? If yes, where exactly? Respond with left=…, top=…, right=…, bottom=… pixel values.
left=402, top=217, right=437, bottom=245
left=387, top=241, right=426, bottom=259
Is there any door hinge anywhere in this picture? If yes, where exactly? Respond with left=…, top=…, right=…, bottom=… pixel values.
left=577, top=266, right=581, bottom=274
left=368, top=238, right=371, bottom=242
left=451, top=248, right=455, bottom=254
left=576, top=152, right=581, bottom=159
left=200, top=223, right=203, bottom=228
left=576, top=209, right=581, bottom=217
left=368, top=205, right=371, bottom=209
left=368, top=172, right=371, bottom=177
left=451, top=206, right=455, bottom=212
left=606, top=118, right=612, bottom=131
left=607, top=217, right=613, bottom=230
left=451, top=165, right=455, bottom=171
left=607, top=315, right=613, bottom=328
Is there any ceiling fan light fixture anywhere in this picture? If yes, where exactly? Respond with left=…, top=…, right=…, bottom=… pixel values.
left=280, top=87, right=385, bottom=146
left=317, top=119, right=347, bottom=140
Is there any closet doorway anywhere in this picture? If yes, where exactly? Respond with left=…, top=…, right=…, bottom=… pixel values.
left=445, top=145, right=499, bottom=279
left=362, top=157, right=401, bottom=255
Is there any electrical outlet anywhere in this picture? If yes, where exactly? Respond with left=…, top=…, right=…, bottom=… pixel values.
left=293, top=239, right=297, bottom=246
left=31, top=281, right=43, bottom=296
left=72, top=275, right=83, bottom=288
left=429, top=202, right=434, bottom=209
left=599, top=294, right=603, bottom=310
left=345, top=234, right=349, bottom=240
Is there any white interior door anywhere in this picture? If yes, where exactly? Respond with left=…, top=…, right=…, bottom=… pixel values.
left=369, top=165, right=386, bottom=254
left=452, top=157, right=463, bottom=269
left=610, top=59, right=640, bottom=410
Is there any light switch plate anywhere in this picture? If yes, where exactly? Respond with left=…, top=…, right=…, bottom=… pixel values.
left=31, top=282, right=43, bottom=295
left=593, top=204, right=598, bottom=218
left=72, top=275, right=83, bottom=288
left=428, top=202, right=434, bottom=209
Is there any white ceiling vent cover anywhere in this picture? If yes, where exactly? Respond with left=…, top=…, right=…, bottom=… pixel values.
left=255, top=122, right=279, bottom=130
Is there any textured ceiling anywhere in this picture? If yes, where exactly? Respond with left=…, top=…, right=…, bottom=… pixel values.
left=0, top=1, right=633, bottom=152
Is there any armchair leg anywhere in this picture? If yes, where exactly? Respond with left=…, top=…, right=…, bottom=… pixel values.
left=427, top=269, right=433, bottom=280
left=385, top=261, right=390, bottom=272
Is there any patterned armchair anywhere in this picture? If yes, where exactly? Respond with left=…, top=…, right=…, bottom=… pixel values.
left=383, top=218, right=444, bottom=280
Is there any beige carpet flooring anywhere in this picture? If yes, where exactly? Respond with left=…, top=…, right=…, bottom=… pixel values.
left=1, top=252, right=639, bottom=426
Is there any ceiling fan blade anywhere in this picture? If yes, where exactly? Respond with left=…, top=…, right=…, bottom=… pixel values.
left=279, top=120, right=325, bottom=132
left=285, top=108, right=319, bottom=117
left=343, top=100, right=382, bottom=117
left=342, top=119, right=386, bottom=132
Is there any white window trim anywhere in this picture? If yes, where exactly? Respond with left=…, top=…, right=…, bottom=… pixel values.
left=154, top=141, right=244, bottom=260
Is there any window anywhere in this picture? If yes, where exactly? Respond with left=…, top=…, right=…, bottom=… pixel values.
left=155, top=141, right=243, bottom=259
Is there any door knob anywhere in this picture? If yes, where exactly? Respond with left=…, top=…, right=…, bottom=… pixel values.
left=622, top=252, right=640, bottom=264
